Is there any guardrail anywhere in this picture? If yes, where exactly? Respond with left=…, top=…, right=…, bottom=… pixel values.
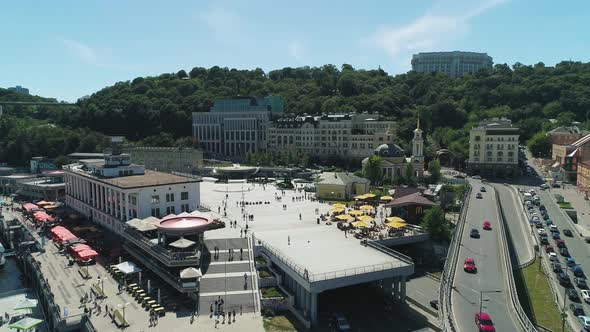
left=494, top=185, right=539, bottom=332
left=510, top=185, right=539, bottom=269
left=438, top=184, right=471, bottom=332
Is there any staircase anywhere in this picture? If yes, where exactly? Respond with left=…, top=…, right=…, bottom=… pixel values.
left=198, top=236, right=258, bottom=314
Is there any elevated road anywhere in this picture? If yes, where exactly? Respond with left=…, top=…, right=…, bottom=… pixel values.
left=451, top=180, right=521, bottom=331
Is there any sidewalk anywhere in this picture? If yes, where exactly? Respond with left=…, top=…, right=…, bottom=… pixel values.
left=549, top=186, right=590, bottom=230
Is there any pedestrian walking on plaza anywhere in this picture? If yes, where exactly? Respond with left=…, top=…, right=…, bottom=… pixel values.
left=233, top=309, right=236, bottom=321
left=288, top=236, right=290, bottom=245
left=299, top=213, right=301, bottom=220
left=240, top=305, right=242, bottom=315
left=210, top=303, right=213, bottom=317
left=240, top=229, right=243, bottom=237
left=240, top=248, right=243, bottom=260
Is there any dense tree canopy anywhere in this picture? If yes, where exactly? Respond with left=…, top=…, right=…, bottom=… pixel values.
left=2, top=60, right=590, bottom=166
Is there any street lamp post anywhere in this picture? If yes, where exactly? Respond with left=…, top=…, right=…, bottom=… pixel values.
left=555, top=263, right=574, bottom=332
left=479, top=290, right=502, bottom=314
left=118, top=302, right=130, bottom=321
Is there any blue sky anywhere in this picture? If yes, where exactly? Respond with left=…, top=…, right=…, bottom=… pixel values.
left=2, top=0, right=589, bottom=102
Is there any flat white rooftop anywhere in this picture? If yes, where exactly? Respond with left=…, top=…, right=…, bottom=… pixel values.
left=200, top=181, right=410, bottom=281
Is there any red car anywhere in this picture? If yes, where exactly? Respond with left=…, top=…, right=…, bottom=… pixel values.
left=545, top=245, right=554, bottom=253
left=475, top=312, right=495, bottom=331
left=464, top=257, right=477, bottom=273
left=483, top=221, right=491, bottom=230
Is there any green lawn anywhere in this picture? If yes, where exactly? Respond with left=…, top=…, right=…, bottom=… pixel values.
left=559, top=202, right=573, bottom=209
left=263, top=314, right=302, bottom=332
left=514, top=259, right=564, bottom=332
left=261, top=287, right=286, bottom=298
left=258, top=266, right=272, bottom=278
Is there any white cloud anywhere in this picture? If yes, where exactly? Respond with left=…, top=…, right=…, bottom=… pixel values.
left=197, top=6, right=244, bottom=42
left=287, top=40, right=307, bottom=62
left=365, top=0, right=509, bottom=59
left=61, top=38, right=98, bottom=64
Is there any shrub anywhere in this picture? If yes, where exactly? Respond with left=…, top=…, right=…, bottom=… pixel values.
left=262, top=307, right=275, bottom=317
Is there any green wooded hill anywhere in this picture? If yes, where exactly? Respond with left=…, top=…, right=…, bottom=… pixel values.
left=2, top=61, right=590, bottom=166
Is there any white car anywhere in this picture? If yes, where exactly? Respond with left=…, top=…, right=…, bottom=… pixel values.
left=549, top=252, right=558, bottom=261
left=550, top=225, right=558, bottom=232
left=519, top=188, right=525, bottom=193
left=578, top=315, right=590, bottom=331
left=532, top=216, right=540, bottom=222
left=532, top=212, right=539, bottom=218
left=538, top=229, right=547, bottom=235
left=540, top=184, right=549, bottom=190
left=529, top=189, right=536, bottom=195
left=582, top=290, right=590, bottom=304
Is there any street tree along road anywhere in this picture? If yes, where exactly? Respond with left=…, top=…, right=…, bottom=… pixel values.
left=451, top=180, right=521, bottom=331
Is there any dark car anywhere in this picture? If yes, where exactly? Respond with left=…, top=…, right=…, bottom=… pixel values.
left=568, top=288, right=581, bottom=302
left=559, top=247, right=570, bottom=257
left=570, top=303, right=585, bottom=316
left=552, top=232, right=561, bottom=240
left=555, top=239, right=566, bottom=248
left=429, top=299, right=439, bottom=310
left=545, top=245, right=554, bottom=253
left=575, top=278, right=589, bottom=290
left=540, top=237, right=549, bottom=245
left=559, top=272, right=572, bottom=286
left=553, top=183, right=561, bottom=188
left=470, top=229, right=480, bottom=238
left=573, top=265, right=585, bottom=278
left=563, top=229, right=573, bottom=237
left=476, top=193, right=483, bottom=199
left=552, top=263, right=563, bottom=273
left=539, top=204, right=546, bottom=211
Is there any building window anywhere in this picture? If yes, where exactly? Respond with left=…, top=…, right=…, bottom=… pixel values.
left=166, top=193, right=175, bottom=202
left=181, top=204, right=190, bottom=212
left=151, top=195, right=160, bottom=204
left=181, top=192, right=189, bottom=200
left=166, top=206, right=176, bottom=215
left=475, top=136, right=481, bottom=141
left=151, top=208, right=161, bottom=218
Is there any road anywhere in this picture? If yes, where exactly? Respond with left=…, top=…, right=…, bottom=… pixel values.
left=451, top=180, right=521, bottom=331
left=493, top=184, right=535, bottom=267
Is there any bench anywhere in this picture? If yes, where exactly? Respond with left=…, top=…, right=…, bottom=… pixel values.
left=144, top=300, right=156, bottom=309
left=92, top=284, right=107, bottom=299
left=113, top=309, right=129, bottom=328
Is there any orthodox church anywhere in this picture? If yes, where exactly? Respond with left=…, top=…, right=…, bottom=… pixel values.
left=361, top=118, right=425, bottom=182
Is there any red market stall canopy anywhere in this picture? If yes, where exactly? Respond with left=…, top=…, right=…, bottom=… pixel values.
left=33, top=211, right=54, bottom=223
left=50, top=226, right=67, bottom=236
left=50, top=226, right=77, bottom=243
left=76, top=249, right=98, bottom=260
left=22, top=203, right=39, bottom=212
left=71, top=244, right=92, bottom=252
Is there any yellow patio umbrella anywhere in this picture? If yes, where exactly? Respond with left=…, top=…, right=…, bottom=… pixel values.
left=352, top=220, right=370, bottom=228
left=348, top=210, right=364, bottom=216
left=385, top=221, right=407, bottom=229
left=330, top=207, right=345, bottom=213
left=386, top=216, right=406, bottom=223
left=353, top=194, right=368, bottom=200
left=332, top=203, right=346, bottom=209
left=364, top=193, right=376, bottom=198
left=359, top=205, right=374, bottom=211
left=380, top=195, right=394, bottom=201
left=357, top=215, right=374, bottom=222
left=335, top=214, right=353, bottom=221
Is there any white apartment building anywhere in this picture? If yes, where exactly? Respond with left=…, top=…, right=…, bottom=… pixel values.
left=64, top=150, right=201, bottom=234
left=267, top=113, right=395, bottom=160
left=467, top=118, right=520, bottom=177
left=411, top=51, right=493, bottom=78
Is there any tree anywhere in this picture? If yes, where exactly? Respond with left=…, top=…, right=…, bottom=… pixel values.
left=527, top=131, right=552, bottom=158
left=363, top=155, right=382, bottom=185
left=177, top=70, right=188, bottom=78
left=428, top=159, right=441, bottom=183
left=420, top=206, right=451, bottom=242
left=404, top=162, right=415, bottom=186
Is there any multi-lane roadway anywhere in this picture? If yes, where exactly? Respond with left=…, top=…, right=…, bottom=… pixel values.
left=451, top=180, right=521, bottom=331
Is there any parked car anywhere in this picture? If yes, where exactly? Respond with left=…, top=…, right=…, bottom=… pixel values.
left=582, top=290, right=590, bottom=304
left=553, top=183, right=561, bottom=188
left=577, top=316, right=590, bottom=331
left=540, top=237, right=549, bottom=245
left=538, top=229, right=547, bottom=236
left=429, top=300, right=439, bottom=310
left=571, top=303, right=586, bottom=316
left=519, top=188, right=525, bottom=193
left=575, top=278, right=589, bottom=290
left=332, top=312, right=351, bottom=331
left=549, top=252, right=559, bottom=261
left=473, top=175, right=482, bottom=180
left=535, top=222, right=543, bottom=228
left=573, top=265, right=585, bottom=278
left=559, top=247, right=570, bottom=257
left=464, top=258, right=477, bottom=273
left=550, top=225, right=559, bottom=232
left=563, top=229, right=573, bottom=237
left=546, top=219, right=553, bottom=226
left=552, top=233, right=561, bottom=240
left=540, top=184, right=549, bottom=189
left=539, top=204, right=546, bottom=211
left=567, top=258, right=577, bottom=267
left=474, top=312, right=495, bottom=332
left=545, top=245, right=554, bottom=253
left=555, top=239, right=566, bottom=248
left=483, top=221, right=492, bottom=230
left=476, top=193, right=483, bottom=199
left=568, top=288, right=581, bottom=302
left=552, top=263, right=563, bottom=273
left=470, top=229, right=480, bottom=238
left=559, top=272, right=572, bottom=286
left=480, top=186, right=486, bottom=192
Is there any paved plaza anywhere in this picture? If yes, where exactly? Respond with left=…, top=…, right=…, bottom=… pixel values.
left=200, top=180, right=409, bottom=281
